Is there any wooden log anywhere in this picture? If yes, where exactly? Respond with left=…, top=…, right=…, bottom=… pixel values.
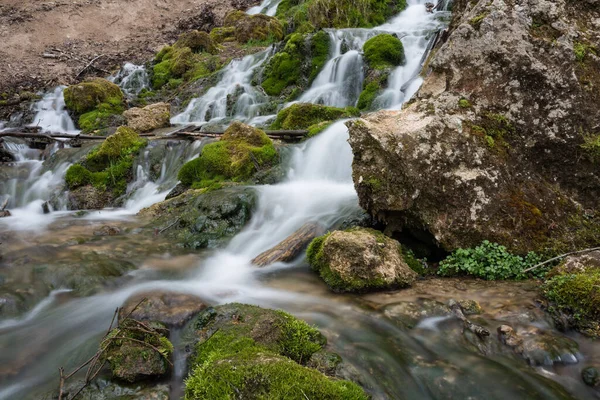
left=449, top=300, right=490, bottom=339
left=252, top=222, right=325, bottom=267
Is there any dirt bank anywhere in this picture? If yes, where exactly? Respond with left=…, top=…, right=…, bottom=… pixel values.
left=0, top=0, right=259, bottom=94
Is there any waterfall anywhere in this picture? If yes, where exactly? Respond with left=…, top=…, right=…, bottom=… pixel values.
left=247, top=0, right=282, bottom=16
left=28, top=86, right=78, bottom=134
left=171, top=49, right=273, bottom=127
left=109, top=63, right=150, bottom=97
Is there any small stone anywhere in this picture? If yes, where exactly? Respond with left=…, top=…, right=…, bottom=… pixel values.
left=582, top=367, right=600, bottom=387
left=93, top=225, right=121, bottom=236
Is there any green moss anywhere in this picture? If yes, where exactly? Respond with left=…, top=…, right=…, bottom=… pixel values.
left=178, top=122, right=278, bottom=188
left=307, top=121, right=332, bottom=137
left=469, top=12, right=488, bottom=29
left=574, top=41, right=597, bottom=63
left=458, top=98, right=472, bottom=108
left=185, top=332, right=367, bottom=400
left=275, top=310, right=325, bottom=363
left=66, top=127, right=147, bottom=196
left=230, top=13, right=284, bottom=43
left=581, top=132, right=600, bottom=162
left=401, top=246, right=426, bottom=275
left=175, top=30, right=218, bottom=54
left=278, top=0, right=407, bottom=30
left=357, top=81, right=381, bottom=110
left=210, top=27, right=236, bottom=43
left=271, top=103, right=360, bottom=130
left=64, top=78, right=124, bottom=116
left=363, top=34, right=405, bottom=69
left=78, top=101, right=124, bottom=133
left=309, top=30, right=331, bottom=81
left=261, top=34, right=305, bottom=96
left=543, top=267, right=600, bottom=334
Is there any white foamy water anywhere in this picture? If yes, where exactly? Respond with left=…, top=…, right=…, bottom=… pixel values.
left=28, top=86, right=78, bottom=134
left=109, top=63, right=150, bottom=97
left=247, top=0, right=282, bottom=16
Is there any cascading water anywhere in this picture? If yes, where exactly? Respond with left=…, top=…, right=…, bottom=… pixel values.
left=28, top=86, right=78, bottom=134
left=109, top=63, right=150, bottom=97
left=247, top=0, right=282, bottom=16
left=171, top=49, right=273, bottom=127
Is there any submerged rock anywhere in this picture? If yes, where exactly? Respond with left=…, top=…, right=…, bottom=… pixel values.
left=120, top=291, right=207, bottom=327
left=124, top=102, right=171, bottom=133
left=347, top=0, right=600, bottom=255
left=53, top=378, right=169, bottom=400
left=141, top=186, right=257, bottom=249
left=582, top=366, right=600, bottom=387
left=307, top=228, right=418, bottom=292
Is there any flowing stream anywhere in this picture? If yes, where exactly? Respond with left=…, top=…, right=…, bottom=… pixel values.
left=1, top=1, right=598, bottom=399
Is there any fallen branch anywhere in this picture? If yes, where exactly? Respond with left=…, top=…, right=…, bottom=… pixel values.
left=521, top=246, right=600, bottom=273
left=159, top=217, right=181, bottom=234
left=76, top=54, right=105, bottom=78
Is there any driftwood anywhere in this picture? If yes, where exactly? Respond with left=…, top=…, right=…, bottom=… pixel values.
left=252, top=222, right=325, bottom=267
left=449, top=300, right=490, bottom=339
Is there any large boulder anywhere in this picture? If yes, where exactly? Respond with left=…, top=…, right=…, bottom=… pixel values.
left=123, top=103, right=171, bottom=133
left=307, top=228, right=418, bottom=292
left=347, top=0, right=600, bottom=256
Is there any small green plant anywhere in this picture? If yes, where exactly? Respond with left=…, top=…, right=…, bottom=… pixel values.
left=438, top=240, right=542, bottom=280
left=574, top=42, right=597, bottom=63
left=543, top=269, right=600, bottom=323
left=458, top=98, right=472, bottom=108
left=469, top=13, right=488, bottom=29
left=581, top=132, right=600, bottom=162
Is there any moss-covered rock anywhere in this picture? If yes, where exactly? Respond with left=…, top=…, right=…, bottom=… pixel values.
left=261, top=32, right=331, bottom=97
left=175, top=30, right=218, bottom=54
left=307, top=228, right=418, bottom=292
left=277, top=0, right=407, bottom=31
left=177, top=122, right=278, bottom=189
left=542, top=251, right=600, bottom=337
left=209, top=27, right=236, bottom=43
left=306, top=228, right=417, bottom=292
left=63, top=78, right=125, bottom=133
left=271, top=103, right=359, bottom=131
left=363, top=33, right=405, bottom=69
left=64, top=78, right=124, bottom=115
left=357, top=69, right=390, bottom=110
left=224, top=11, right=284, bottom=43
left=182, top=303, right=367, bottom=399
left=65, top=127, right=147, bottom=208
left=140, top=186, right=257, bottom=249
left=103, top=319, right=173, bottom=383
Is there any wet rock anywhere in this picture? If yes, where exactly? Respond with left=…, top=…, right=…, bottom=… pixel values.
left=306, top=350, right=343, bottom=376
left=252, top=222, right=325, bottom=267
left=165, top=182, right=186, bottom=200
left=123, top=102, right=171, bottom=133
left=307, top=228, right=418, bottom=293
left=54, top=378, right=169, bottom=400
left=382, top=299, right=451, bottom=328
left=582, top=366, right=600, bottom=387
left=120, top=291, right=207, bottom=327
left=0, top=145, right=15, bottom=162
left=93, top=225, right=121, bottom=236
left=104, top=319, right=172, bottom=383
left=456, top=299, right=482, bottom=315
left=142, top=186, right=257, bottom=249
left=498, top=325, right=579, bottom=366
left=0, top=210, right=10, bottom=218
left=68, top=185, right=115, bottom=210
left=347, top=0, right=600, bottom=255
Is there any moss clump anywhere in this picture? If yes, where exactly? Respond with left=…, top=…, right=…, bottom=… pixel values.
left=151, top=33, right=224, bottom=90
left=458, top=98, right=472, bottom=108
left=222, top=11, right=284, bottom=44
left=574, top=41, right=597, bottom=63
left=581, top=132, right=600, bottom=162
left=210, top=27, right=236, bottom=43
left=185, top=333, right=367, bottom=400
left=66, top=127, right=147, bottom=196
left=357, top=81, right=381, bottom=110
left=469, top=12, right=488, bottom=29
left=309, top=30, right=331, bottom=81
left=177, top=122, right=278, bottom=188
left=64, top=78, right=124, bottom=116
left=543, top=266, right=600, bottom=336
left=261, top=32, right=331, bottom=97
left=363, top=34, right=405, bottom=69
left=277, top=0, right=407, bottom=30
left=271, top=103, right=360, bottom=130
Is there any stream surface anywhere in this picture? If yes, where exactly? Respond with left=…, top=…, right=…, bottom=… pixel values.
left=1, top=0, right=599, bottom=399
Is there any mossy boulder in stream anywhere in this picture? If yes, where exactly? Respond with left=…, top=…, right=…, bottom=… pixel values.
left=177, top=122, right=278, bottom=189
left=103, top=319, right=173, bottom=383
left=141, top=186, right=257, bottom=249
left=363, top=34, right=405, bottom=69
left=182, top=303, right=367, bottom=399
left=123, top=102, right=171, bottom=132
left=270, top=103, right=359, bottom=136
left=64, top=78, right=126, bottom=133
left=66, top=127, right=147, bottom=209
left=542, top=251, right=600, bottom=337
left=307, top=228, right=418, bottom=292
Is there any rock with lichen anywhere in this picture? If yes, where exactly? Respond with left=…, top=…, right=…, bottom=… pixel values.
left=307, top=228, right=418, bottom=292
left=123, top=102, right=171, bottom=132
left=347, top=0, right=600, bottom=255
left=119, top=291, right=207, bottom=327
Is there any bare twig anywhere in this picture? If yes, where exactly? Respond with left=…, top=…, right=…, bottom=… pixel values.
left=159, top=217, right=181, bottom=234
left=522, top=246, right=600, bottom=273
left=76, top=54, right=104, bottom=78
left=58, top=367, right=65, bottom=400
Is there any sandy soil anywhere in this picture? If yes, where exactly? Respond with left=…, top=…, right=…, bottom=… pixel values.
left=0, top=0, right=258, bottom=93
